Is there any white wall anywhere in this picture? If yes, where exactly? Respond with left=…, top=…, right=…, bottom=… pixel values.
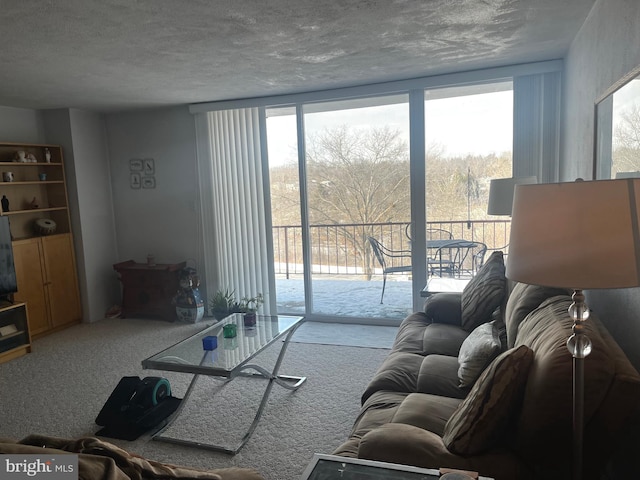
left=42, top=109, right=120, bottom=323
left=105, top=106, right=199, bottom=269
left=68, top=109, right=120, bottom=321
left=563, top=0, right=640, bottom=371
left=0, top=106, right=46, bottom=143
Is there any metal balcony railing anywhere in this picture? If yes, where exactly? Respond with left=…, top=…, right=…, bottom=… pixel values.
left=272, top=220, right=510, bottom=278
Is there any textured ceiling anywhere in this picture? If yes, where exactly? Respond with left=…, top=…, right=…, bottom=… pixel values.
left=0, top=0, right=596, bottom=112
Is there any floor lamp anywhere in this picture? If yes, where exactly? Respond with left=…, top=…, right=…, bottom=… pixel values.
left=505, top=179, right=640, bottom=480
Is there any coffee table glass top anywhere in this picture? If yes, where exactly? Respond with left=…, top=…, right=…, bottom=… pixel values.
left=301, top=455, right=441, bottom=480
left=142, top=314, right=304, bottom=376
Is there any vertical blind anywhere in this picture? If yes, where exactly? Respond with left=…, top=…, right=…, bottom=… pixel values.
left=513, top=71, right=562, bottom=182
left=196, top=108, right=275, bottom=314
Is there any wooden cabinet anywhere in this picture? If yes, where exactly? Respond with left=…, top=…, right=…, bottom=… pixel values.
left=13, top=235, right=81, bottom=337
left=0, top=142, right=82, bottom=338
left=114, top=260, right=185, bottom=321
left=0, top=302, right=31, bottom=364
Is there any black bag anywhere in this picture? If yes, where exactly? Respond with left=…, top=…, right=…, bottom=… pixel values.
left=95, top=376, right=181, bottom=441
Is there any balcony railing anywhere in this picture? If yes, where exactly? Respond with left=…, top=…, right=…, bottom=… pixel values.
left=272, top=220, right=510, bottom=278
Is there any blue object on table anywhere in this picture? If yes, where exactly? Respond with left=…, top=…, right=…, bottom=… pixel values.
left=202, top=335, right=218, bottom=350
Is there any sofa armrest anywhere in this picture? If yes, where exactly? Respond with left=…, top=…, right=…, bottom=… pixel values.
left=358, top=423, right=529, bottom=480
left=359, top=423, right=471, bottom=471
left=424, top=292, right=463, bottom=327
left=361, top=352, right=425, bottom=403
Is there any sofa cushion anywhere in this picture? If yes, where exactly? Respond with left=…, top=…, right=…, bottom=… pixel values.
left=417, top=354, right=469, bottom=399
left=442, top=344, right=534, bottom=455
left=391, top=392, right=462, bottom=436
left=422, top=323, right=469, bottom=356
left=424, top=292, right=463, bottom=326
left=457, top=321, right=502, bottom=388
left=514, top=296, right=615, bottom=471
left=460, top=251, right=506, bottom=332
left=504, top=282, right=570, bottom=348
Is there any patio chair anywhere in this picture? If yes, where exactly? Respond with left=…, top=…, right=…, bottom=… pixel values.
left=472, top=242, right=488, bottom=275
left=367, top=236, right=412, bottom=304
left=426, top=228, right=454, bottom=241
left=404, top=224, right=454, bottom=242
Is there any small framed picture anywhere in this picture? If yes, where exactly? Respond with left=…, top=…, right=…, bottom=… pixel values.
left=142, top=176, right=156, bottom=189
left=130, top=158, right=143, bottom=172
left=130, top=173, right=141, bottom=189
left=143, top=158, right=155, bottom=175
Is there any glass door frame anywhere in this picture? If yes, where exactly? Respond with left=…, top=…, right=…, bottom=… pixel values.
left=267, top=92, right=427, bottom=322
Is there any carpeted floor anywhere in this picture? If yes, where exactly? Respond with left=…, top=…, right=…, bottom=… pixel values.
left=0, top=317, right=392, bottom=480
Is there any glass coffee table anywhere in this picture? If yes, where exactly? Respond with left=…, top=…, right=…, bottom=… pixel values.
left=142, top=313, right=305, bottom=454
left=301, top=455, right=494, bottom=480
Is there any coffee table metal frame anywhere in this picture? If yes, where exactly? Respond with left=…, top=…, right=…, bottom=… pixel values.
left=141, top=314, right=305, bottom=455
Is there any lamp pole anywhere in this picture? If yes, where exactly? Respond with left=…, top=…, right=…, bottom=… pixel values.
left=566, top=289, right=592, bottom=480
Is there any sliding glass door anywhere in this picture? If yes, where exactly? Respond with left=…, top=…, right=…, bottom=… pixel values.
left=423, top=82, right=513, bottom=294
left=302, top=96, right=411, bottom=319
left=265, top=82, right=514, bottom=322
left=267, top=97, right=412, bottom=321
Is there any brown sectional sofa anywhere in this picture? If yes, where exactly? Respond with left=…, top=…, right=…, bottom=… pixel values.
left=333, top=253, right=640, bottom=480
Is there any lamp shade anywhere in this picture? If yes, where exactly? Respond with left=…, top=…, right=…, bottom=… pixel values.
left=506, top=179, right=640, bottom=289
left=487, top=176, right=538, bottom=215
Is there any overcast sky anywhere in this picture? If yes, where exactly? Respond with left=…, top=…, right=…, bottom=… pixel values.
left=267, top=90, right=513, bottom=167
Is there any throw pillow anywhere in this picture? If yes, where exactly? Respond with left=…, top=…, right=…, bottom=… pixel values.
left=457, top=321, right=502, bottom=388
left=504, top=281, right=571, bottom=348
left=442, top=344, right=534, bottom=455
left=460, top=251, right=507, bottom=332
left=490, top=307, right=508, bottom=351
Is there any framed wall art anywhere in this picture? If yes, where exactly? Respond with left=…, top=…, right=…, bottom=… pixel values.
left=142, top=176, right=156, bottom=189
left=130, top=158, right=143, bottom=172
left=130, top=173, right=141, bottom=189
left=143, top=158, right=155, bottom=175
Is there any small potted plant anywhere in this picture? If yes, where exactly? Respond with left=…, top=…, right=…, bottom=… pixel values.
left=208, top=289, right=240, bottom=320
left=239, top=293, right=264, bottom=326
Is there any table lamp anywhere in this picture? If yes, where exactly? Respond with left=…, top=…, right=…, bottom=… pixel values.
left=506, top=178, right=640, bottom=480
left=487, top=176, right=538, bottom=216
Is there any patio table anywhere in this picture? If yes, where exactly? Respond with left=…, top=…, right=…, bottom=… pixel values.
left=426, top=239, right=480, bottom=277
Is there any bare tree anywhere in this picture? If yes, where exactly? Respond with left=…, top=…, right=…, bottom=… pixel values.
left=305, top=125, right=411, bottom=277
left=613, top=103, right=640, bottom=173
left=426, top=152, right=512, bottom=222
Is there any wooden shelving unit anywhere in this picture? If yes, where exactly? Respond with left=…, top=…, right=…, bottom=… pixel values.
left=0, top=142, right=70, bottom=239
left=0, top=302, right=30, bottom=364
left=0, top=142, right=81, bottom=341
